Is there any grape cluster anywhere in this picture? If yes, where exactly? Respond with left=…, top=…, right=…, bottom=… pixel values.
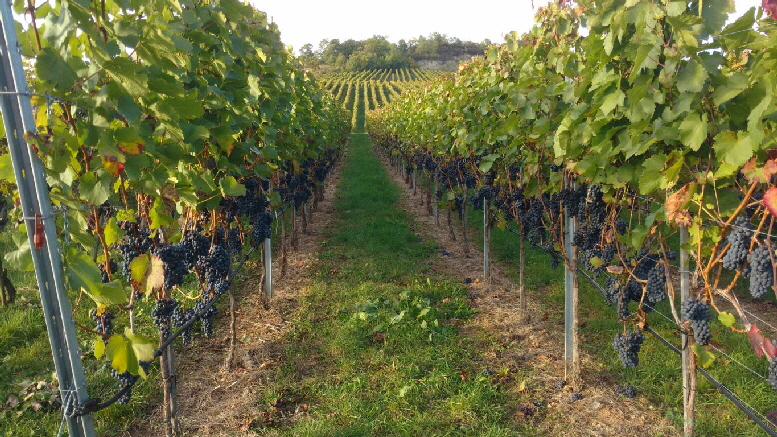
left=615, top=384, right=636, bottom=398
left=226, top=227, right=243, bottom=254
left=180, top=231, right=210, bottom=270
left=171, top=305, right=196, bottom=346
left=198, top=245, right=230, bottom=285
left=99, top=260, right=118, bottom=283
left=569, top=392, right=583, bottom=402
left=471, top=186, right=498, bottom=210
left=117, top=222, right=154, bottom=277
left=152, top=298, right=178, bottom=339
left=768, top=357, right=777, bottom=390
left=681, top=298, right=712, bottom=346
left=252, top=211, right=273, bottom=244
left=646, top=264, right=667, bottom=306
left=236, top=178, right=269, bottom=217
left=721, top=215, right=753, bottom=271
left=314, top=165, right=328, bottom=182
left=294, top=188, right=312, bottom=209
left=613, top=330, right=644, bottom=368
left=747, top=245, right=774, bottom=299
left=195, top=297, right=218, bottom=337
left=154, top=245, right=188, bottom=290
left=91, top=309, right=114, bottom=344
left=111, top=369, right=139, bottom=405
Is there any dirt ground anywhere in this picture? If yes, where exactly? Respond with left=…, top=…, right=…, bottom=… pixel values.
left=126, top=155, right=346, bottom=436
left=379, top=153, right=680, bottom=437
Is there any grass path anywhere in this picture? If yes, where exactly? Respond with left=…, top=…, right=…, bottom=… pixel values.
left=253, top=131, right=522, bottom=436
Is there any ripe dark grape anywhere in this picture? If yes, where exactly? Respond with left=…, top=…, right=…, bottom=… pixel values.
left=615, top=384, right=636, bottom=398
left=194, top=296, right=218, bottom=338
left=172, top=306, right=196, bottom=346
left=198, top=244, right=230, bottom=285
left=154, top=245, right=188, bottom=290
left=471, top=187, right=498, bottom=210
left=569, top=392, right=583, bottom=402
left=152, top=298, right=178, bottom=339
left=613, top=330, right=644, bottom=368
left=180, top=231, right=210, bottom=270
left=99, top=259, right=118, bottom=283
left=110, top=369, right=139, bottom=405
left=91, top=309, right=113, bottom=344
left=552, top=379, right=566, bottom=390
left=226, top=227, right=242, bottom=254
left=721, top=216, right=753, bottom=271
left=768, top=357, right=777, bottom=390
left=646, top=264, right=667, bottom=306
left=681, top=298, right=712, bottom=346
left=251, top=212, right=273, bottom=244
left=747, top=245, right=774, bottom=299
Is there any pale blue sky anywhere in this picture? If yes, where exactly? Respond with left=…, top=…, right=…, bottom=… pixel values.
left=254, top=0, right=763, bottom=53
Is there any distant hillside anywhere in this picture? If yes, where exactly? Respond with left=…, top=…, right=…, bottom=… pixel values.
left=299, top=33, right=488, bottom=72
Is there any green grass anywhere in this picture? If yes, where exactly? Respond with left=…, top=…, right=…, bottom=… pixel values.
left=252, top=132, right=522, bottom=436
left=452, top=197, right=777, bottom=437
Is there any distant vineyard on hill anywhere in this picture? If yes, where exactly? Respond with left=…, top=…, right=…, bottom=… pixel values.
left=319, top=68, right=446, bottom=112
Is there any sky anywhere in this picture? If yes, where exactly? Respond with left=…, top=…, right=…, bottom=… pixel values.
left=253, top=0, right=763, bottom=54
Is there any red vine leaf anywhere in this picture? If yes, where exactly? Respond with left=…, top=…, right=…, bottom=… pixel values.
left=747, top=324, right=777, bottom=359
left=764, top=0, right=777, bottom=20
left=741, top=157, right=777, bottom=183
left=767, top=411, right=777, bottom=427
left=763, top=337, right=777, bottom=360
left=749, top=324, right=766, bottom=358
left=763, top=187, right=777, bottom=218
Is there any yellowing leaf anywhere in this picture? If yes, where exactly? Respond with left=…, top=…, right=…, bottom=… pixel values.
left=125, top=328, right=155, bottom=364
left=106, top=335, right=130, bottom=374
left=692, top=344, right=715, bottom=368
left=94, top=338, right=105, bottom=359
left=118, top=143, right=144, bottom=155
left=144, top=254, right=165, bottom=295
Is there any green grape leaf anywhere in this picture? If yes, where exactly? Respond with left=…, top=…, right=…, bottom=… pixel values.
left=713, top=130, right=753, bottom=168
left=65, top=249, right=125, bottom=305
left=116, top=209, right=137, bottom=223
left=718, top=311, right=736, bottom=328
left=104, top=218, right=124, bottom=246
left=677, top=59, right=708, bottom=94
left=106, top=334, right=139, bottom=376
left=0, top=153, right=15, bottom=182
left=164, top=96, right=204, bottom=120
left=125, top=328, right=155, bottom=366
left=35, top=48, right=77, bottom=91
left=712, top=72, right=748, bottom=105
left=79, top=171, right=112, bottom=205
left=104, top=57, right=148, bottom=97
left=679, top=112, right=708, bottom=151
left=219, top=176, right=247, bottom=197
left=149, top=197, right=174, bottom=229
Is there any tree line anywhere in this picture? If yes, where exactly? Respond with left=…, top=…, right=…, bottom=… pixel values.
left=299, top=33, right=490, bottom=71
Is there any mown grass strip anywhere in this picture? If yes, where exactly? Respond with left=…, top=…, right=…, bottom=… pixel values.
left=253, top=133, right=522, bottom=436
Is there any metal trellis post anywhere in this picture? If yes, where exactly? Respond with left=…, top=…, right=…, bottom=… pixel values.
left=0, top=3, right=95, bottom=436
